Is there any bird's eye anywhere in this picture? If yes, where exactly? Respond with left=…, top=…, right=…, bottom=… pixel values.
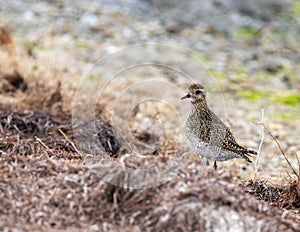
left=195, top=90, right=201, bottom=95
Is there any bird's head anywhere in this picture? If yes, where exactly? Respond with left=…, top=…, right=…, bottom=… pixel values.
left=181, top=83, right=207, bottom=104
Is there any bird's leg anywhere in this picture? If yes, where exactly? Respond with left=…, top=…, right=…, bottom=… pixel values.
left=206, top=159, right=210, bottom=166
left=213, top=161, right=217, bottom=170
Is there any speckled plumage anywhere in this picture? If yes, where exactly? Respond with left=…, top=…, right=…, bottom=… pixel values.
left=181, top=83, right=257, bottom=169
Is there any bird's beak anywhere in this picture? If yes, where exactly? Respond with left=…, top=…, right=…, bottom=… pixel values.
left=181, top=94, right=190, bottom=100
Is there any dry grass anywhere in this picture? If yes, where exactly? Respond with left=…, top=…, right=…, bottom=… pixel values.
left=247, top=121, right=300, bottom=212
left=0, top=24, right=13, bottom=47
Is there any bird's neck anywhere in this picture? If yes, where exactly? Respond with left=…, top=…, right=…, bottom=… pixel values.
left=192, top=99, right=208, bottom=110
left=189, top=100, right=210, bottom=119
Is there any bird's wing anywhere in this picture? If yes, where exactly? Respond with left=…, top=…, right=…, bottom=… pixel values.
left=221, top=138, right=250, bottom=154
left=209, top=110, right=237, bottom=143
left=208, top=110, right=257, bottom=155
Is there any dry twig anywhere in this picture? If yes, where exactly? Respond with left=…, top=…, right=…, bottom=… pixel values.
left=58, top=128, right=83, bottom=156
left=262, top=125, right=299, bottom=180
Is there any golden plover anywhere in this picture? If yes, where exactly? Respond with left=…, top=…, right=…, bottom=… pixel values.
left=181, top=83, right=257, bottom=169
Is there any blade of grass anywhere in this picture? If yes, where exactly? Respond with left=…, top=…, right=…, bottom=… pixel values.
left=252, top=108, right=265, bottom=181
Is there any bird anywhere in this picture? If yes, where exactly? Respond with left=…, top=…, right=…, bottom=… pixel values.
left=181, top=83, right=257, bottom=169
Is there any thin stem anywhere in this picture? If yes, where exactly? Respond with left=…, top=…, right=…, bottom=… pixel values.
left=252, top=108, right=264, bottom=181
left=58, top=128, right=83, bottom=156
left=263, top=124, right=299, bottom=178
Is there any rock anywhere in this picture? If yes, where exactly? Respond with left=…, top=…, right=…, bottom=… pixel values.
left=0, top=71, right=28, bottom=92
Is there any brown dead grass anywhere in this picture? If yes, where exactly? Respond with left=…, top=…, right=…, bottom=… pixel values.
left=246, top=179, right=300, bottom=209
left=0, top=24, right=13, bottom=46
left=0, top=27, right=299, bottom=231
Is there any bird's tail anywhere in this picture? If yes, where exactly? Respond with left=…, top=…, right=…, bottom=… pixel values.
left=240, top=149, right=257, bottom=163
left=247, top=149, right=257, bottom=155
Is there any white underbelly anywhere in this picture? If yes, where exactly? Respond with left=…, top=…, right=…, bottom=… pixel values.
left=184, top=133, right=240, bottom=161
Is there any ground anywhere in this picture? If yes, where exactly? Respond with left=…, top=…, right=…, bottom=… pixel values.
left=0, top=0, right=299, bottom=231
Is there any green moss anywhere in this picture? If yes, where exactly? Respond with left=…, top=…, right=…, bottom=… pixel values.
left=292, top=1, right=300, bottom=15
left=277, top=65, right=288, bottom=73
left=236, top=89, right=300, bottom=107
left=208, top=69, right=226, bottom=79
left=270, top=112, right=300, bottom=121
left=236, top=90, right=270, bottom=100
left=193, top=54, right=210, bottom=63
left=76, top=41, right=90, bottom=49
left=234, top=28, right=261, bottom=38
left=37, top=45, right=49, bottom=52
left=275, top=94, right=300, bottom=106
left=87, top=75, right=96, bottom=81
